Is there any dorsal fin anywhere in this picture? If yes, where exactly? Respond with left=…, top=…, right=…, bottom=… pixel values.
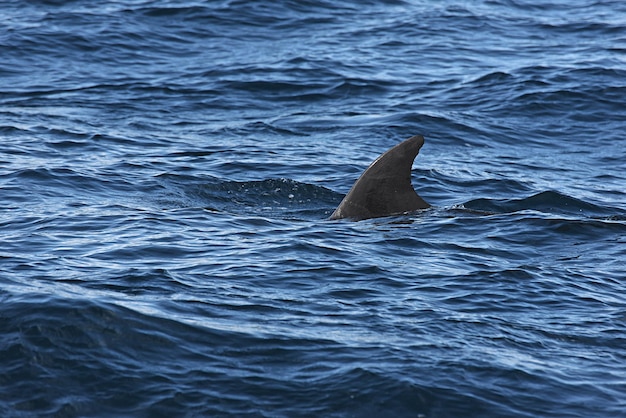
left=330, top=135, right=430, bottom=220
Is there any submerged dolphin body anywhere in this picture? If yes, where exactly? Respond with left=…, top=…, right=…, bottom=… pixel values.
left=330, top=135, right=430, bottom=220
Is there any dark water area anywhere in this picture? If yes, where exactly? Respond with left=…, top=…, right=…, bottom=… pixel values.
left=2, top=0, right=626, bottom=416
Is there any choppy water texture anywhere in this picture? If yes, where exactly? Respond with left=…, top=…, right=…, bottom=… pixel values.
left=2, top=0, right=626, bottom=416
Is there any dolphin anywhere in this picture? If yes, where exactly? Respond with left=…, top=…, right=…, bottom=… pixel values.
left=330, top=135, right=430, bottom=220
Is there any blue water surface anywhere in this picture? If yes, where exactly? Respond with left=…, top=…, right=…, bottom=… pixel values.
left=1, top=0, right=626, bottom=416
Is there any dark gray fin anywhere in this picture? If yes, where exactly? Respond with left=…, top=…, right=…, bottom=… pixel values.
left=330, top=135, right=430, bottom=220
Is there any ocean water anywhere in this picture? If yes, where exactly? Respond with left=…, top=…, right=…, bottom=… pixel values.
left=1, top=0, right=625, bottom=416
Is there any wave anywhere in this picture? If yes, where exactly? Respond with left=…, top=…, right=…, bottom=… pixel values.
left=155, top=175, right=339, bottom=219
left=463, top=190, right=626, bottom=219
